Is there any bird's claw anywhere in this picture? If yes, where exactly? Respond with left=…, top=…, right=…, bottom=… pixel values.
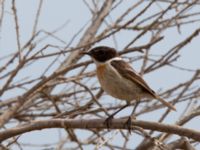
left=124, top=115, right=136, bottom=133
left=104, top=115, right=114, bottom=129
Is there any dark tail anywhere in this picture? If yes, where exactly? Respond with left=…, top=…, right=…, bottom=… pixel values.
left=156, top=96, right=176, bottom=111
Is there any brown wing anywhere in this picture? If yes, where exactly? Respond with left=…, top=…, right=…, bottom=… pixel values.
left=111, top=60, right=156, bottom=97
left=111, top=60, right=176, bottom=111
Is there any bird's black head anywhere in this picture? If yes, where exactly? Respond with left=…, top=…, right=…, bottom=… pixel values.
left=85, top=46, right=118, bottom=62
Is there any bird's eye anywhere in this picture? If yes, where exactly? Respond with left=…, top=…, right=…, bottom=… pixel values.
left=99, top=50, right=106, bottom=55
left=95, top=50, right=103, bottom=55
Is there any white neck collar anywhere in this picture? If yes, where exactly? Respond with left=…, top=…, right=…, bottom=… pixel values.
left=93, top=57, right=122, bottom=66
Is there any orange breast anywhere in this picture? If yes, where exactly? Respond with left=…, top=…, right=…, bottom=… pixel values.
left=96, top=64, right=106, bottom=84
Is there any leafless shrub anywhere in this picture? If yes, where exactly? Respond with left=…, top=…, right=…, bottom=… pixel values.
left=0, top=0, right=200, bottom=149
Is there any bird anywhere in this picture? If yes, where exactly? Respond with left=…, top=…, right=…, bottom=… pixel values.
left=82, top=46, right=176, bottom=128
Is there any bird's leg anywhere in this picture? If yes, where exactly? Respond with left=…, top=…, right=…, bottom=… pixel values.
left=104, top=103, right=129, bottom=128
left=125, top=101, right=140, bottom=133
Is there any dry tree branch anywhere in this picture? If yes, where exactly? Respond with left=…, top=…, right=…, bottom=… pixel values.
left=32, top=0, right=43, bottom=36
left=0, top=61, right=90, bottom=127
left=0, top=119, right=200, bottom=142
left=12, top=0, right=21, bottom=61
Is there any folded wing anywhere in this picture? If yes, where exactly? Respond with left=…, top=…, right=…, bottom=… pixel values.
left=111, top=60, right=176, bottom=111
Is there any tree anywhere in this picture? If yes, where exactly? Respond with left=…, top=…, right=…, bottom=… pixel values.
left=0, top=0, right=200, bottom=149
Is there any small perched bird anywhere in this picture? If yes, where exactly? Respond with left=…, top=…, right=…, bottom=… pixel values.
left=82, top=46, right=176, bottom=127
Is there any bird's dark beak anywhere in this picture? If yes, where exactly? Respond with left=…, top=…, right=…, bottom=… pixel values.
left=80, top=51, right=90, bottom=55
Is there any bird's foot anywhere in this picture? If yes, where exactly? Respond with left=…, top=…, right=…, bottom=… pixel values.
left=104, top=115, right=114, bottom=129
left=124, top=115, right=136, bottom=133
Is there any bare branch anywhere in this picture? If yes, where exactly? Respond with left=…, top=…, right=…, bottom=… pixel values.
left=0, top=119, right=200, bottom=142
